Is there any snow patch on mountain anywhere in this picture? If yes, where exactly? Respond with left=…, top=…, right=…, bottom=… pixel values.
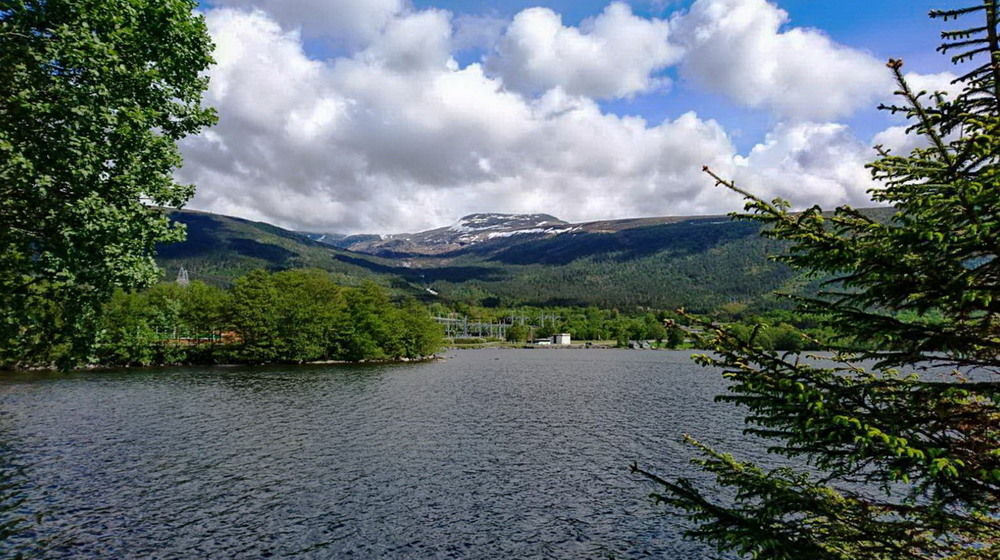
left=308, top=213, right=583, bottom=255
left=449, top=213, right=566, bottom=233
left=486, top=226, right=579, bottom=239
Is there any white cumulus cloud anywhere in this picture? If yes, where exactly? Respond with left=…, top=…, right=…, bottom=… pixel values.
left=901, top=71, right=963, bottom=100
left=734, top=122, right=876, bottom=208
left=179, top=8, right=739, bottom=232
left=485, top=3, right=679, bottom=99
left=175, top=2, right=919, bottom=234
left=208, top=0, right=406, bottom=44
left=670, top=0, right=891, bottom=121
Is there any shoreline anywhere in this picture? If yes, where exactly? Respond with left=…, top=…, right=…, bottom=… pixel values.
left=4, top=355, right=445, bottom=374
left=6, top=346, right=710, bottom=374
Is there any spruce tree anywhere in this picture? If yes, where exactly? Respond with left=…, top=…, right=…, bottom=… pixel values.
left=633, top=3, right=1000, bottom=558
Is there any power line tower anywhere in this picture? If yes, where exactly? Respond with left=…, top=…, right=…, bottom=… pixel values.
left=176, top=266, right=190, bottom=286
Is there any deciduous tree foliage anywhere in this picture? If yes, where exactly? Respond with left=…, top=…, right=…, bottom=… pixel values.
left=96, top=270, right=444, bottom=366
left=633, top=3, right=1000, bottom=559
left=0, top=0, right=215, bottom=368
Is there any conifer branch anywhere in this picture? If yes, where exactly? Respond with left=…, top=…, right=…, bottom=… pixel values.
left=888, top=59, right=955, bottom=166
left=642, top=5, right=1000, bottom=558
left=983, top=0, right=1000, bottom=108
left=943, top=26, right=989, bottom=39
left=930, top=6, right=987, bottom=21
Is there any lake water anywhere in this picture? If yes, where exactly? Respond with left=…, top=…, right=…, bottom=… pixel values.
left=0, top=349, right=753, bottom=559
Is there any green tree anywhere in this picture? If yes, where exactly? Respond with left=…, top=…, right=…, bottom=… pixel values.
left=0, top=0, right=216, bottom=369
left=334, top=281, right=402, bottom=361
left=768, top=322, right=804, bottom=352
left=229, top=269, right=349, bottom=363
left=270, top=269, right=344, bottom=362
left=633, top=4, right=1000, bottom=558
left=95, top=289, right=160, bottom=366
left=535, top=321, right=556, bottom=339
left=144, top=283, right=184, bottom=339
left=642, top=313, right=668, bottom=342
left=664, top=323, right=685, bottom=349
left=229, top=270, right=282, bottom=363
left=506, top=323, right=530, bottom=343
left=179, top=281, right=230, bottom=340
left=397, top=298, right=445, bottom=359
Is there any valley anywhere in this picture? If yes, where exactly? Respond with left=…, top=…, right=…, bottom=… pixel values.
left=156, top=208, right=833, bottom=312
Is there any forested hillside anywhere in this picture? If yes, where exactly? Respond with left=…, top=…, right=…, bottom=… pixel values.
left=158, top=208, right=892, bottom=312
left=157, top=210, right=402, bottom=287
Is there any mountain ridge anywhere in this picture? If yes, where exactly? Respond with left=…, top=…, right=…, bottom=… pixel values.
left=158, top=207, right=893, bottom=311
left=302, top=211, right=725, bottom=258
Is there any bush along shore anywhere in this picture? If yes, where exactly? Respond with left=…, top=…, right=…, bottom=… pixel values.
left=87, top=269, right=445, bottom=368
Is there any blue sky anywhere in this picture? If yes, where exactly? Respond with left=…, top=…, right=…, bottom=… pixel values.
left=262, top=0, right=955, bottom=147
left=411, top=0, right=952, bottom=150
left=183, top=1, right=971, bottom=232
left=416, top=0, right=944, bottom=54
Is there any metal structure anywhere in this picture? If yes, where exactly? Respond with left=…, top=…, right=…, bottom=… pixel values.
left=433, top=314, right=510, bottom=339
left=433, top=311, right=562, bottom=340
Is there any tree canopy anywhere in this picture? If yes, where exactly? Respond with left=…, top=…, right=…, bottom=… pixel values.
left=0, top=0, right=215, bottom=368
left=633, top=3, right=1000, bottom=558
left=96, top=270, right=445, bottom=366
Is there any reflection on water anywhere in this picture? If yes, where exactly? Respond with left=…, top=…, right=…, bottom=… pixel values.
left=0, top=350, right=746, bottom=559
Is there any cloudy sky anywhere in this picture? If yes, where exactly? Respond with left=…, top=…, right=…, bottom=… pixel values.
left=179, top=0, right=958, bottom=234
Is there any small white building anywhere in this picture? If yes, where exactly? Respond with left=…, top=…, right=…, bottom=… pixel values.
left=553, top=333, right=571, bottom=345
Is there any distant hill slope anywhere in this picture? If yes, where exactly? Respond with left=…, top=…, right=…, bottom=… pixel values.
left=304, top=213, right=571, bottom=256
left=157, top=208, right=894, bottom=311
left=306, top=212, right=700, bottom=258
left=157, top=210, right=401, bottom=288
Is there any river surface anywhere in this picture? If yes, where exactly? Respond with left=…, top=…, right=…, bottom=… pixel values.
left=0, top=349, right=754, bottom=559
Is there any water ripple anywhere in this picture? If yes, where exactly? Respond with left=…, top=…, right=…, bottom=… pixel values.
left=0, top=349, right=747, bottom=559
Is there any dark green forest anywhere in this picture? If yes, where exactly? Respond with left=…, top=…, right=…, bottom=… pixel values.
left=158, top=208, right=873, bottom=313
left=141, top=207, right=871, bottom=358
